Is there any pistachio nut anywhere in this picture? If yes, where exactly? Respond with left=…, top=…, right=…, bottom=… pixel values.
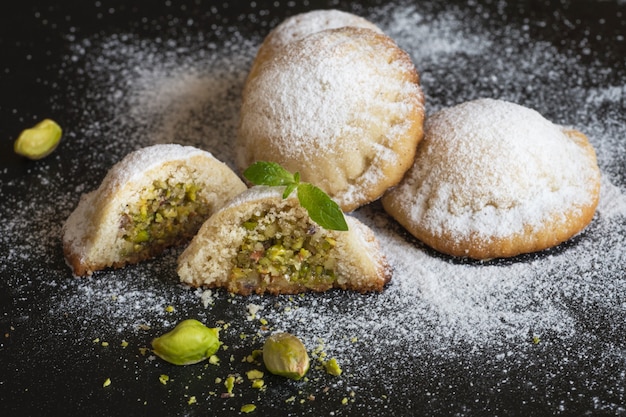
left=262, top=332, right=310, bottom=380
left=324, top=357, right=342, bottom=376
left=14, top=119, right=62, bottom=160
left=151, top=319, right=220, bottom=365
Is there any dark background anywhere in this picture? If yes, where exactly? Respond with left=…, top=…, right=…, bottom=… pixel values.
left=1, top=1, right=625, bottom=416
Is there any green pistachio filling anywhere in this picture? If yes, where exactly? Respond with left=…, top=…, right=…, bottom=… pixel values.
left=120, top=179, right=208, bottom=257
left=231, top=211, right=338, bottom=290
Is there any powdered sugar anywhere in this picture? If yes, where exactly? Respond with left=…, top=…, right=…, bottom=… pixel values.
left=243, top=37, right=418, bottom=152
left=257, top=9, right=383, bottom=54
left=598, top=177, right=626, bottom=218
left=1, top=1, right=625, bottom=414
left=92, top=144, right=213, bottom=192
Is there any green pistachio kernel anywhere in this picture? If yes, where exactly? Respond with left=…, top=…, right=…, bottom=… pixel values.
left=224, top=375, right=235, bottom=394
left=151, top=319, right=220, bottom=365
left=262, top=332, right=310, bottom=380
left=324, top=357, right=342, bottom=376
left=231, top=213, right=337, bottom=291
left=14, top=119, right=62, bottom=160
left=120, top=179, right=210, bottom=258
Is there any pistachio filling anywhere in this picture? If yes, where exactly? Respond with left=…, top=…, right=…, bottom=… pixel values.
left=231, top=210, right=338, bottom=291
left=120, top=179, right=208, bottom=257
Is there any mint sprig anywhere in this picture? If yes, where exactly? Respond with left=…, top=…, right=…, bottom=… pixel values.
left=243, top=161, right=349, bottom=232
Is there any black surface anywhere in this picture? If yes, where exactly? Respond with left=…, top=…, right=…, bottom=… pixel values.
left=1, top=1, right=626, bottom=416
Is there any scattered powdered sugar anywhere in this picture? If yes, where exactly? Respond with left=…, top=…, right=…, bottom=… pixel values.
left=378, top=3, right=492, bottom=62
left=2, top=1, right=626, bottom=413
left=64, top=31, right=257, bottom=169
left=598, top=177, right=626, bottom=218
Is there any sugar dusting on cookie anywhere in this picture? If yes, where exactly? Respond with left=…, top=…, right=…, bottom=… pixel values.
left=388, top=98, right=601, bottom=240
left=257, top=9, right=383, bottom=54
left=0, top=1, right=625, bottom=412
left=238, top=25, right=425, bottom=211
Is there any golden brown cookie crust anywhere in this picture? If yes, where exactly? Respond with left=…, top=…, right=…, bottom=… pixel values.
left=382, top=99, right=601, bottom=259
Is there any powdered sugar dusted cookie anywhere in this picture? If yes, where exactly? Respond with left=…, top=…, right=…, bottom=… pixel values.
left=382, top=98, right=601, bottom=259
left=177, top=186, right=392, bottom=295
left=63, top=144, right=247, bottom=276
left=238, top=26, right=425, bottom=212
left=245, top=9, right=383, bottom=87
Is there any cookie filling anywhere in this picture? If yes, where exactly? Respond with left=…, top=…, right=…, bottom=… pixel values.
left=230, top=210, right=338, bottom=294
left=120, top=179, right=209, bottom=258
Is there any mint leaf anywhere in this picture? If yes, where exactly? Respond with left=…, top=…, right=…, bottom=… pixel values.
left=283, top=183, right=298, bottom=199
left=297, top=183, right=348, bottom=231
left=243, top=162, right=348, bottom=231
left=243, top=161, right=295, bottom=186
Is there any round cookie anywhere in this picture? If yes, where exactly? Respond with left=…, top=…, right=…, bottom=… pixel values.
left=237, top=26, right=425, bottom=212
left=245, top=9, right=383, bottom=87
left=382, top=98, right=601, bottom=259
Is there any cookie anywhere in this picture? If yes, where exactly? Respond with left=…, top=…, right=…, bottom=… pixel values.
left=177, top=186, right=392, bottom=295
left=237, top=26, right=425, bottom=212
left=62, top=144, right=247, bottom=276
left=382, top=98, right=602, bottom=259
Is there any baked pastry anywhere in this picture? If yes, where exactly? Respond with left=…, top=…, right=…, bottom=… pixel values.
left=177, top=186, right=392, bottom=295
left=245, top=9, right=383, bottom=88
left=237, top=26, right=425, bottom=212
left=382, top=98, right=601, bottom=259
left=63, top=144, right=247, bottom=276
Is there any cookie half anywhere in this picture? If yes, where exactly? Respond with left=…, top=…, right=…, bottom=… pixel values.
left=382, top=98, right=601, bottom=259
left=237, top=26, right=425, bottom=212
left=63, top=144, right=247, bottom=275
left=177, top=186, right=392, bottom=295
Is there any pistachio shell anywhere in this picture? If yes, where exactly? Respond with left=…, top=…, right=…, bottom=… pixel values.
left=151, top=319, right=220, bottom=365
left=14, top=119, right=62, bottom=160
